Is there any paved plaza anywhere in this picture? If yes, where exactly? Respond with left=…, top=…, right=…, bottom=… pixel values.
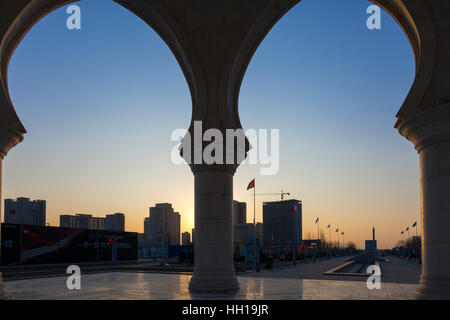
left=3, top=256, right=419, bottom=300
left=4, top=272, right=417, bottom=300
left=241, top=256, right=421, bottom=284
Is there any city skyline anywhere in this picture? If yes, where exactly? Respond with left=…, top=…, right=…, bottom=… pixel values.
left=2, top=0, right=419, bottom=249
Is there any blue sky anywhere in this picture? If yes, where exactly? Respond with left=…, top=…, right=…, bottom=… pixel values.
left=4, top=0, right=418, bottom=248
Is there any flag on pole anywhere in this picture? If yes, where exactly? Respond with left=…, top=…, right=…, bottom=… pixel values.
left=336, top=228, right=339, bottom=233
left=247, top=179, right=255, bottom=190
left=401, top=231, right=404, bottom=235
left=412, top=221, right=417, bottom=227
left=327, top=224, right=330, bottom=228
left=315, top=217, right=319, bottom=224
left=341, top=232, right=344, bottom=235
left=405, top=227, right=409, bottom=231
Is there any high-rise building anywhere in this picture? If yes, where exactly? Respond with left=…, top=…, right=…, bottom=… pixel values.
left=59, top=214, right=105, bottom=230
left=263, top=199, right=302, bottom=245
left=232, top=200, right=246, bottom=225
left=234, top=223, right=255, bottom=243
left=89, top=216, right=105, bottom=230
left=4, top=197, right=46, bottom=226
left=60, top=215, right=77, bottom=228
left=255, top=222, right=264, bottom=248
left=232, top=200, right=247, bottom=245
left=105, top=213, right=125, bottom=231
left=144, top=203, right=180, bottom=246
left=182, top=232, right=191, bottom=246
left=74, top=214, right=92, bottom=229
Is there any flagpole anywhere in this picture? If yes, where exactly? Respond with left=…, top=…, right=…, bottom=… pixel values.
left=337, top=230, right=341, bottom=250
left=253, top=180, right=256, bottom=266
left=317, top=218, right=319, bottom=240
left=253, top=181, right=256, bottom=226
left=328, top=226, right=331, bottom=248
left=343, top=233, right=345, bottom=249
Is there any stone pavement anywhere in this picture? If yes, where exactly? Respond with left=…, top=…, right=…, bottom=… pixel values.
left=241, top=256, right=421, bottom=284
left=4, top=271, right=417, bottom=300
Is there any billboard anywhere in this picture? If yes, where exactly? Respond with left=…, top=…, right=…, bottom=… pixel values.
left=1, top=223, right=138, bottom=265
left=1, top=223, right=21, bottom=265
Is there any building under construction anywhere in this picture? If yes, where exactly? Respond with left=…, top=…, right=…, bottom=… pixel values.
left=262, top=199, right=302, bottom=248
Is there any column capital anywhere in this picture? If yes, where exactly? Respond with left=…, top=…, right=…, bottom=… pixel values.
left=396, top=102, right=450, bottom=153
left=0, top=124, right=24, bottom=159
left=190, top=164, right=239, bottom=176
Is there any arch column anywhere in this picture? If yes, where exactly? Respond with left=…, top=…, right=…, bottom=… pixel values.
left=398, top=104, right=450, bottom=299
left=189, top=168, right=238, bottom=292
left=0, top=124, right=24, bottom=299
left=395, top=0, right=450, bottom=299
left=0, top=159, right=5, bottom=299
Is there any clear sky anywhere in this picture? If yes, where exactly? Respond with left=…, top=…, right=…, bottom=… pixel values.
left=3, top=0, right=419, bottom=249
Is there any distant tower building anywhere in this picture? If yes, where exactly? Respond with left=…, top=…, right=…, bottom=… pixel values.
left=105, top=213, right=125, bottom=231
left=60, top=215, right=77, bottom=228
left=144, top=203, right=180, bottom=246
left=89, top=216, right=105, bottom=230
left=365, top=226, right=378, bottom=256
left=182, top=232, right=191, bottom=246
left=74, top=214, right=92, bottom=229
left=256, top=222, right=264, bottom=248
left=232, top=201, right=246, bottom=244
left=59, top=214, right=105, bottom=230
left=262, top=200, right=302, bottom=245
left=4, top=197, right=46, bottom=226
left=232, top=201, right=247, bottom=225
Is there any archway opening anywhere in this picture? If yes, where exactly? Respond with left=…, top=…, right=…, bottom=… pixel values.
left=3, top=1, right=193, bottom=237
left=236, top=0, right=417, bottom=253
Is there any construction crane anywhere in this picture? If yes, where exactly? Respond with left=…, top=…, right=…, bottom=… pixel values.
left=255, top=189, right=290, bottom=201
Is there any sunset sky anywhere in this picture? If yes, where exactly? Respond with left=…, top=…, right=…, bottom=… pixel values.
left=3, top=0, right=419, bottom=249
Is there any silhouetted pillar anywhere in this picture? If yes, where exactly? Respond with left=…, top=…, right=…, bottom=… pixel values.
left=0, top=159, right=6, bottom=299
left=0, top=124, right=24, bottom=299
left=189, top=169, right=238, bottom=292
left=398, top=104, right=450, bottom=299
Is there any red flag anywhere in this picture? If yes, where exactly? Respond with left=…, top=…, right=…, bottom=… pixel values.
left=107, top=237, right=112, bottom=245
left=247, top=179, right=255, bottom=190
left=291, top=205, right=297, bottom=212
left=300, top=242, right=306, bottom=255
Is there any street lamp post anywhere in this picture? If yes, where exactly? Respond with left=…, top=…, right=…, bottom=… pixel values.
left=293, top=207, right=298, bottom=266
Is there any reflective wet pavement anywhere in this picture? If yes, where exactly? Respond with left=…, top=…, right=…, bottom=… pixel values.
left=4, top=272, right=417, bottom=300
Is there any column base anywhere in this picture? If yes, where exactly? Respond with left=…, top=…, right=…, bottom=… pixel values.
left=415, top=277, right=450, bottom=300
left=0, top=273, right=8, bottom=300
left=189, top=270, right=239, bottom=294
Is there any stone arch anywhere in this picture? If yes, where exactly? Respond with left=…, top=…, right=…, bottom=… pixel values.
left=1, top=1, right=435, bottom=144
left=0, top=0, right=198, bottom=138
left=1, top=1, right=448, bottom=298
left=229, top=0, right=435, bottom=130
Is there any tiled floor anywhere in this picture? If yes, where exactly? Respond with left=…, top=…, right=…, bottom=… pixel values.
left=4, top=272, right=418, bottom=300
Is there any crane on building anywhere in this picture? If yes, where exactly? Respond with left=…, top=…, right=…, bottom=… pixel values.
left=255, top=189, right=290, bottom=201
